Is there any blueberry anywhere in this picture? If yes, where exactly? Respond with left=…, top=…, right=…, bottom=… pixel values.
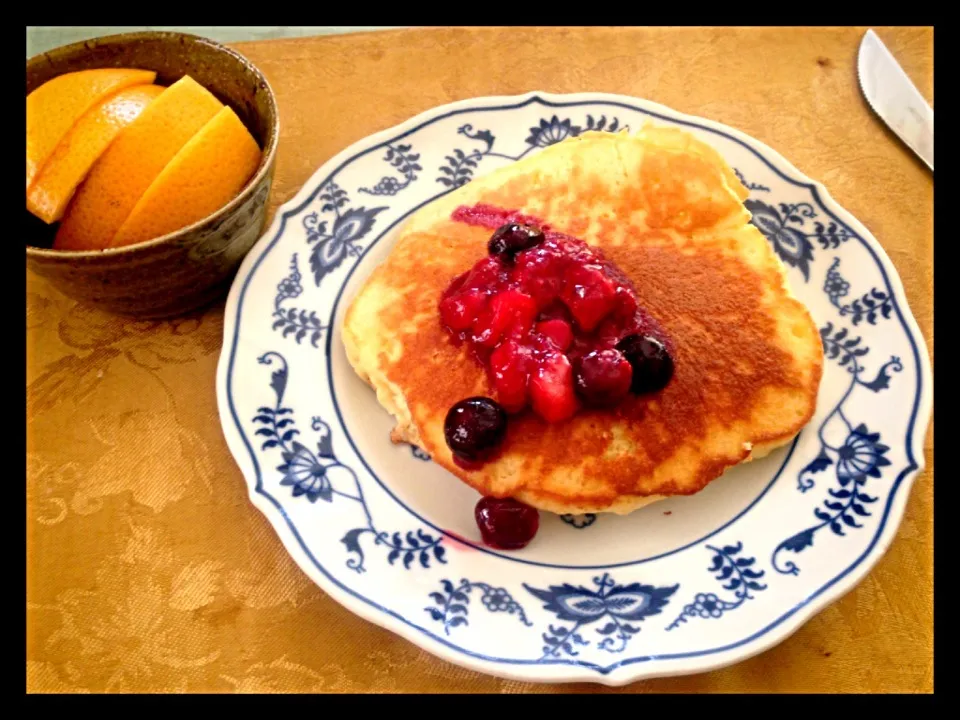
left=488, top=223, right=545, bottom=260
left=444, top=397, right=508, bottom=462
left=616, top=335, right=674, bottom=394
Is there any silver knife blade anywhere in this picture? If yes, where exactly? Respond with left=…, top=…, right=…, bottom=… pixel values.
left=857, top=29, right=933, bottom=170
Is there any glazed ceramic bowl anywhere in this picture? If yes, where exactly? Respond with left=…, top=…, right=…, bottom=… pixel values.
left=25, top=31, right=279, bottom=318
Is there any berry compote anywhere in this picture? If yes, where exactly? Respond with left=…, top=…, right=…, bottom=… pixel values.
left=438, top=204, right=675, bottom=551
left=440, top=203, right=673, bottom=425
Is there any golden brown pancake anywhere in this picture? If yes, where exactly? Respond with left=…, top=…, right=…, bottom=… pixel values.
left=343, top=125, right=823, bottom=514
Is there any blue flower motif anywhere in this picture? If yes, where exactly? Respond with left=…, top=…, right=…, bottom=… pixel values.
left=481, top=587, right=514, bottom=612
left=366, top=176, right=400, bottom=195
left=308, top=207, right=386, bottom=283
left=773, top=417, right=896, bottom=575
left=836, top=424, right=890, bottom=482
left=525, top=116, right=582, bottom=148
left=277, top=276, right=303, bottom=299
left=359, top=144, right=421, bottom=196
left=525, top=574, right=676, bottom=624
left=272, top=254, right=326, bottom=348
left=255, top=353, right=446, bottom=573
left=823, top=259, right=894, bottom=326
left=525, top=573, right=678, bottom=656
left=823, top=258, right=850, bottom=302
left=278, top=441, right=334, bottom=502
left=304, top=185, right=388, bottom=287
left=690, top=592, right=723, bottom=619
left=744, top=199, right=816, bottom=281
left=425, top=579, right=530, bottom=635
left=666, top=542, right=766, bottom=630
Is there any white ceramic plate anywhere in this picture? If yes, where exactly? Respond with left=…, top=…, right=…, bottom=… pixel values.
left=216, top=92, right=931, bottom=685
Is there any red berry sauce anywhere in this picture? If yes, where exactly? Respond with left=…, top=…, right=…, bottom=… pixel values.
left=439, top=204, right=674, bottom=551
left=440, top=203, right=671, bottom=425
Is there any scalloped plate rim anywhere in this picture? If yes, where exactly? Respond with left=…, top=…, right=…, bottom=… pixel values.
left=215, top=90, right=932, bottom=685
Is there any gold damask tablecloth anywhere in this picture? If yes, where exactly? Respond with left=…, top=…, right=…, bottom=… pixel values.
left=26, top=26, right=933, bottom=693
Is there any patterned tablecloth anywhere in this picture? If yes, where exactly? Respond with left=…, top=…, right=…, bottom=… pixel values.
left=26, top=26, right=933, bottom=693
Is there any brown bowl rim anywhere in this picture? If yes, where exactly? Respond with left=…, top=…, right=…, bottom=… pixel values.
left=25, top=30, right=279, bottom=260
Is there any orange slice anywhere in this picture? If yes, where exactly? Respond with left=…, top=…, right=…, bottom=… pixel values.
left=54, top=76, right=222, bottom=251
left=111, top=106, right=261, bottom=247
left=27, top=84, right=164, bottom=224
left=27, top=68, right=156, bottom=191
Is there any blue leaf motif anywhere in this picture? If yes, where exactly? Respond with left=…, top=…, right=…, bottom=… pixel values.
left=255, top=357, right=446, bottom=572
left=782, top=529, right=815, bottom=552
left=341, top=528, right=367, bottom=556
left=315, top=422, right=335, bottom=458
left=666, top=542, right=767, bottom=631
left=803, top=450, right=833, bottom=475
left=269, top=368, right=288, bottom=402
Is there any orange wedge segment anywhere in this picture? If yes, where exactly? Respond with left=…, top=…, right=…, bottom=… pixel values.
left=27, top=84, right=164, bottom=224
left=27, top=68, right=156, bottom=191
left=111, top=106, right=261, bottom=247
left=54, top=76, right=223, bottom=251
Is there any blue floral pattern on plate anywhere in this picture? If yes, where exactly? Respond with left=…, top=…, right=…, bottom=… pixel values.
left=425, top=578, right=532, bottom=635
left=526, top=573, right=677, bottom=657
left=253, top=353, right=446, bottom=574
left=217, top=92, right=931, bottom=684
left=666, top=542, right=766, bottom=630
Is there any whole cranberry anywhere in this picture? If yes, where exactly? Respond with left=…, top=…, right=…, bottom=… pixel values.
left=574, top=349, right=633, bottom=407
left=475, top=496, right=540, bottom=550
left=444, top=397, right=508, bottom=463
